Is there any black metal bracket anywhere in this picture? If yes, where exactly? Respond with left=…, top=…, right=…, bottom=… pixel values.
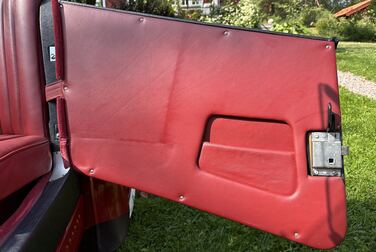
left=327, top=103, right=336, bottom=132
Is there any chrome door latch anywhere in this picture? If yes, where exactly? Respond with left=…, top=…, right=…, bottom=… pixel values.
left=308, top=132, right=349, bottom=177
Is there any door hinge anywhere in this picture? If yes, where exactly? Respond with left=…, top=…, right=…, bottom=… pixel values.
left=308, top=132, right=349, bottom=177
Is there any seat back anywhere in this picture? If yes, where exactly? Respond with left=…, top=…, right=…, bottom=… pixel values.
left=0, top=0, right=46, bottom=136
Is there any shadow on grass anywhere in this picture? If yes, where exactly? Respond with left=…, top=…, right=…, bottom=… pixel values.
left=119, top=194, right=376, bottom=252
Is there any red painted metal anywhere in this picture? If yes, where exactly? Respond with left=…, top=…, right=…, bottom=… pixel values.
left=57, top=2, right=346, bottom=249
left=55, top=178, right=129, bottom=251
left=83, top=178, right=130, bottom=228
left=55, top=196, right=85, bottom=252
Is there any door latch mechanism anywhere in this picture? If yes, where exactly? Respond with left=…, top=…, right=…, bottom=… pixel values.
left=308, top=132, right=349, bottom=177
left=308, top=103, right=349, bottom=177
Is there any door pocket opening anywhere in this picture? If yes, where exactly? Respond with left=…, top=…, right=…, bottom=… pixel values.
left=198, top=117, right=297, bottom=195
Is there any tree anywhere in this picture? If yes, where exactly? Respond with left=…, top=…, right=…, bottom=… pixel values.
left=70, top=0, right=96, bottom=5
left=70, top=0, right=176, bottom=17
left=365, top=0, right=376, bottom=23
left=106, top=0, right=175, bottom=16
left=201, top=0, right=260, bottom=28
left=257, top=0, right=304, bottom=20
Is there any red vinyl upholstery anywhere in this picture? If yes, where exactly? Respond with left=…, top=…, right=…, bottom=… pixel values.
left=0, top=135, right=51, bottom=199
left=0, top=0, right=51, bottom=200
left=60, top=3, right=346, bottom=249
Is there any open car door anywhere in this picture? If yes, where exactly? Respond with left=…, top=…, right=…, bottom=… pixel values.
left=48, top=1, right=347, bottom=249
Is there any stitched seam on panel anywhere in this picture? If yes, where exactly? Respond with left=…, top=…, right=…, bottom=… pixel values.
left=0, top=0, right=12, bottom=133
left=8, top=0, right=22, bottom=134
left=36, top=3, right=49, bottom=136
left=4, top=0, right=14, bottom=133
left=0, top=139, right=48, bottom=161
left=203, top=142, right=295, bottom=156
left=0, top=134, right=22, bottom=141
left=71, top=135, right=168, bottom=145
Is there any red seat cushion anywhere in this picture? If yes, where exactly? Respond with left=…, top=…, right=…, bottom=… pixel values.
left=0, top=135, right=51, bottom=200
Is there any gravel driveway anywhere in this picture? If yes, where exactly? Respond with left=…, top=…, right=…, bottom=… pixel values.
left=338, top=71, right=376, bottom=100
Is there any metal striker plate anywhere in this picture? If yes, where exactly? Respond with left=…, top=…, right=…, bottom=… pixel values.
left=309, top=132, right=349, bottom=177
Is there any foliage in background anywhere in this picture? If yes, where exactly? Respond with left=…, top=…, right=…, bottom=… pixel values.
left=258, top=0, right=304, bottom=20
left=70, top=0, right=96, bottom=5
left=70, top=0, right=376, bottom=41
left=258, top=0, right=376, bottom=41
left=253, top=0, right=308, bottom=33
left=73, top=0, right=376, bottom=41
left=300, top=7, right=327, bottom=26
left=200, top=0, right=260, bottom=28
left=259, top=0, right=376, bottom=41
left=316, top=14, right=376, bottom=41
left=69, top=0, right=176, bottom=16
left=256, top=0, right=364, bottom=14
left=316, top=10, right=344, bottom=37
left=341, top=19, right=376, bottom=41
left=271, top=20, right=308, bottom=34
left=200, top=0, right=376, bottom=40
left=108, top=0, right=176, bottom=17
left=364, top=0, right=376, bottom=22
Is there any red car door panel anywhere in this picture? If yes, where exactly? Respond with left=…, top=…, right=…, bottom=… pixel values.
left=57, top=2, right=346, bottom=249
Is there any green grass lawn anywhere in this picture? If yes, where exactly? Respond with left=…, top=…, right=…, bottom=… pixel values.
left=336, top=42, right=376, bottom=83
left=120, top=88, right=376, bottom=252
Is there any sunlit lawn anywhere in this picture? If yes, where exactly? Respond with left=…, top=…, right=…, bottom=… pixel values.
left=337, top=42, right=376, bottom=83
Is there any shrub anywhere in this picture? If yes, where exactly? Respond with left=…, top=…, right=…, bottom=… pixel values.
left=271, top=21, right=308, bottom=34
left=71, top=0, right=176, bottom=17
left=185, top=9, right=204, bottom=20
left=317, top=12, right=376, bottom=42
left=201, top=0, right=260, bottom=28
left=257, top=0, right=303, bottom=21
left=300, top=7, right=328, bottom=27
left=316, top=12, right=342, bottom=38
left=117, top=0, right=176, bottom=17
left=340, top=19, right=376, bottom=42
left=365, top=0, right=376, bottom=23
